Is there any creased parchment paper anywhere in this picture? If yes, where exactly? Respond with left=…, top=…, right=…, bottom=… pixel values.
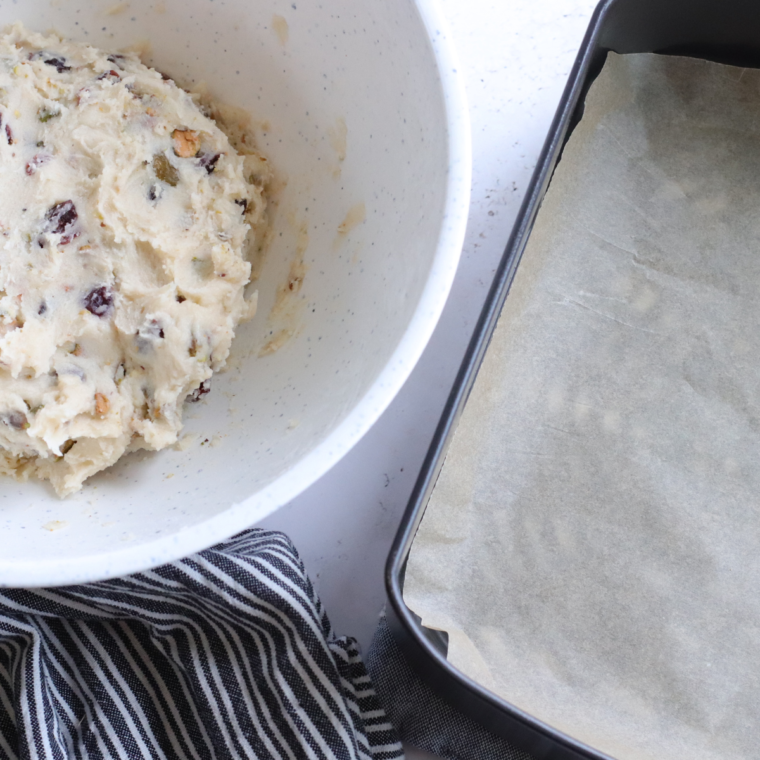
left=404, top=52, right=760, bottom=760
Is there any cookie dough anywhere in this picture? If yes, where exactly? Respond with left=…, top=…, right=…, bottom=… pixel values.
left=0, top=23, right=270, bottom=496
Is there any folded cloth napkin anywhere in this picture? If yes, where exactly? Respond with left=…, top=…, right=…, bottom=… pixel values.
left=0, top=529, right=403, bottom=760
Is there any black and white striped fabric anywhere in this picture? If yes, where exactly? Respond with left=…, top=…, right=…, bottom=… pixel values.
left=0, top=529, right=404, bottom=760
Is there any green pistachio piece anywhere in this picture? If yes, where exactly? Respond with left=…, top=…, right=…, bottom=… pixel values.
left=38, top=108, right=60, bottom=123
left=152, top=153, right=179, bottom=187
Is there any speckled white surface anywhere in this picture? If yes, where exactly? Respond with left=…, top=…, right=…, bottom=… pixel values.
left=260, top=1, right=600, bottom=754
left=0, top=0, right=470, bottom=584
left=260, top=0, right=601, bottom=705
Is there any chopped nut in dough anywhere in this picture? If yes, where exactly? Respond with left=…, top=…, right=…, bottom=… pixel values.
left=172, top=128, right=201, bottom=158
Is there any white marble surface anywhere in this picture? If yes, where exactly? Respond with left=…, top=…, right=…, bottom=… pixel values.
left=260, top=0, right=599, bottom=752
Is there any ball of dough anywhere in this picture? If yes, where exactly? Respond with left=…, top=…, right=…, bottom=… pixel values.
left=0, top=23, right=269, bottom=496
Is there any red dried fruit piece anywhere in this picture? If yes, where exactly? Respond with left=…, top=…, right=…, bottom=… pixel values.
left=198, top=152, right=221, bottom=174
left=83, top=286, right=114, bottom=317
left=5, top=124, right=13, bottom=145
left=47, top=57, right=70, bottom=73
left=26, top=154, right=51, bottom=176
left=60, top=231, right=81, bottom=246
left=45, top=201, right=78, bottom=235
left=30, top=52, right=71, bottom=73
left=98, top=69, right=121, bottom=84
left=188, top=380, right=210, bottom=402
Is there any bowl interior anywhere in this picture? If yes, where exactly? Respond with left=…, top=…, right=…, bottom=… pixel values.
left=0, top=0, right=463, bottom=583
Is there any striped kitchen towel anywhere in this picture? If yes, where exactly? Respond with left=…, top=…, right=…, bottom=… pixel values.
left=0, top=529, right=403, bottom=760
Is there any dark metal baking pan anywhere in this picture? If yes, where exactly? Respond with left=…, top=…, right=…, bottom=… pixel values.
left=385, top=0, right=760, bottom=757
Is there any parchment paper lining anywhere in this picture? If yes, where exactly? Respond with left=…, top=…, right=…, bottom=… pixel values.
left=404, top=52, right=760, bottom=760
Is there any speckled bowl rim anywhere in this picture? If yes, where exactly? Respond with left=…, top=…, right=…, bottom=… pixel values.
left=3, top=0, right=472, bottom=587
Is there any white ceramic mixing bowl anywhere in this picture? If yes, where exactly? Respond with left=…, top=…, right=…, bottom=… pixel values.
left=0, top=0, right=470, bottom=585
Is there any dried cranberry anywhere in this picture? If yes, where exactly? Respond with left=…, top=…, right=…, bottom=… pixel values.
left=188, top=380, right=210, bottom=402
left=42, top=56, right=71, bottom=73
left=84, top=286, right=113, bottom=317
left=5, top=124, right=12, bottom=145
left=98, top=69, right=121, bottom=83
left=59, top=231, right=81, bottom=246
left=234, top=198, right=248, bottom=213
left=45, top=201, right=77, bottom=235
left=26, top=154, right=51, bottom=176
left=197, top=152, right=221, bottom=174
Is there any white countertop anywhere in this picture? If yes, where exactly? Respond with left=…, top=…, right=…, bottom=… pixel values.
left=260, top=0, right=599, bottom=750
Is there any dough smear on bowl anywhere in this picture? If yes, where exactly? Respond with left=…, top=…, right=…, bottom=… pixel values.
left=0, top=23, right=271, bottom=496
